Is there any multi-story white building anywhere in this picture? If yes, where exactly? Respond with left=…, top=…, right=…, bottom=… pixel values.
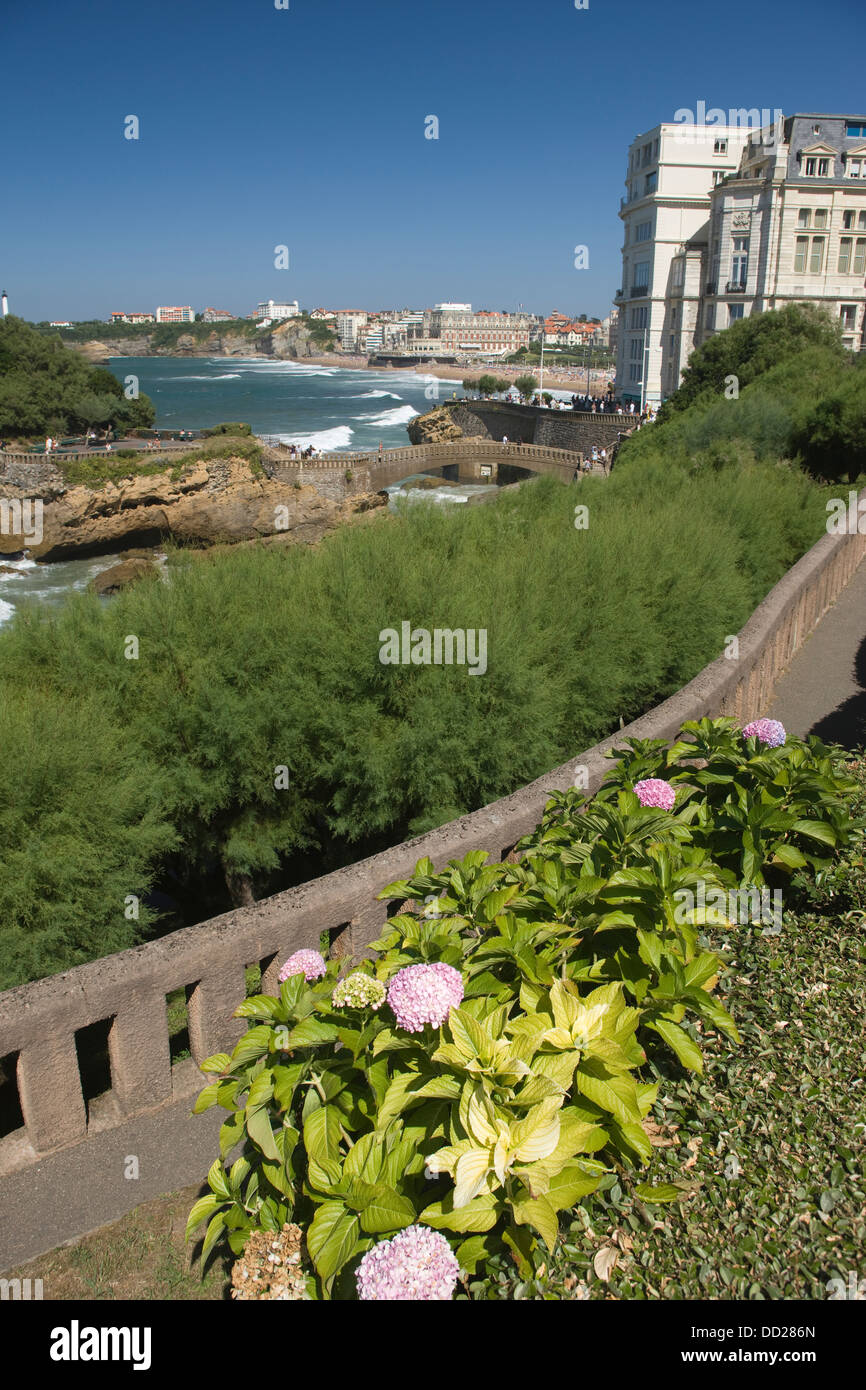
left=615, top=122, right=751, bottom=405
left=201, top=307, right=235, bottom=322
left=155, top=306, right=195, bottom=323
left=111, top=311, right=156, bottom=324
left=663, top=113, right=866, bottom=389
left=335, top=310, right=368, bottom=350
left=255, top=299, right=299, bottom=322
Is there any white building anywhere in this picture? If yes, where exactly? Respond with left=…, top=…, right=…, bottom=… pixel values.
left=664, top=112, right=866, bottom=385
left=615, top=122, right=751, bottom=405
left=335, top=310, right=368, bottom=350
left=255, top=299, right=299, bottom=322
left=155, top=306, right=195, bottom=323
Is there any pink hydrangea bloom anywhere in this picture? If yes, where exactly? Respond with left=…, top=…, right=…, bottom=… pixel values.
left=278, top=949, right=326, bottom=983
left=386, top=962, right=464, bottom=1032
left=356, top=1225, right=460, bottom=1301
left=742, top=718, right=786, bottom=748
left=633, top=777, right=676, bottom=811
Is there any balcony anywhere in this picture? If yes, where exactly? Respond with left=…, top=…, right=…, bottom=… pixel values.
left=725, top=280, right=748, bottom=294
left=630, top=285, right=649, bottom=297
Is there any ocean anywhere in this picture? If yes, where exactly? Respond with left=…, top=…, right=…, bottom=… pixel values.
left=0, top=357, right=492, bottom=627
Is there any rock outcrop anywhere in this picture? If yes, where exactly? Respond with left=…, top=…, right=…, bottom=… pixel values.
left=1, top=456, right=386, bottom=562
left=407, top=402, right=491, bottom=445
left=72, top=320, right=337, bottom=365
left=91, top=558, right=160, bottom=595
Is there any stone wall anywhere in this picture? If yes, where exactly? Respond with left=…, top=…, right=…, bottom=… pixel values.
left=0, top=495, right=863, bottom=1271
left=424, top=400, right=632, bottom=454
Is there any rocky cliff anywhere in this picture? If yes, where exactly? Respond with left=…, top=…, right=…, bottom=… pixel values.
left=0, top=456, right=386, bottom=562
left=72, top=319, right=338, bottom=364
left=406, top=403, right=491, bottom=445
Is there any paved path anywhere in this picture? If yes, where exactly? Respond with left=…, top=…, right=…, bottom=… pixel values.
left=766, top=556, right=866, bottom=749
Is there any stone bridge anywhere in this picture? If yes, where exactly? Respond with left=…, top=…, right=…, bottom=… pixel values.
left=261, top=438, right=604, bottom=495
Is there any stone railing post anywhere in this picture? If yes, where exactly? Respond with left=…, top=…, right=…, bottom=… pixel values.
left=17, top=1037, right=88, bottom=1153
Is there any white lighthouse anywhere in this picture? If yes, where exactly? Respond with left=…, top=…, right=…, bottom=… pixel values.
left=1, top=291, right=7, bottom=317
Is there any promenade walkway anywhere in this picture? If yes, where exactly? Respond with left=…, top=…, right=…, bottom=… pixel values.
left=766, top=554, right=866, bottom=749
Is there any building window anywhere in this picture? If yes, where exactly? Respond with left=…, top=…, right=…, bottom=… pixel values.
left=635, top=220, right=652, bottom=242
left=794, top=236, right=809, bottom=272
left=630, top=336, right=643, bottom=360
left=705, top=306, right=714, bottom=330
left=798, top=208, right=812, bottom=228
left=839, top=237, right=853, bottom=273
left=840, top=305, right=858, bottom=331
left=711, top=170, right=726, bottom=186
left=633, top=262, right=650, bottom=290
left=809, top=236, right=825, bottom=272
left=669, top=333, right=675, bottom=351
left=803, top=156, right=831, bottom=176
left=672, top=259, right=684, bottom=288
left=846, top=157, right=864, bottom=178
left=714, top=138, right=728, bottom=154
left=731, top=236, right=749, bottom=285
left=854, top=239, right=866, bottom=275
left=846, top=124, right=866, bottom=138
left=629, top=362, right=642, bottom=382
left=729, top=304, right=745, bottom=323
left=813, top=209, right=828, bottom=229
left=843, top=210, right=856, bottom=229
left=860, top=211, right=866, bottom=229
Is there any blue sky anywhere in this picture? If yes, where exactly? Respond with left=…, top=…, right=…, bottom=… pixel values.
left=2, top=0, right=864, bottom=322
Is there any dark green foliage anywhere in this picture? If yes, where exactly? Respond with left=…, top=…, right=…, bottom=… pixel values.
left=200, top=421, right=253, bottom=437
left=658, top=303, right=845, bottom=420
left=0, top=317, right=156, bottom=438
left=0, top=456, right=829, bottom=988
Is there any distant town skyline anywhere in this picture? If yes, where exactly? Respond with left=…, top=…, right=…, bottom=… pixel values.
left=2, top=0, right=864, bottom=323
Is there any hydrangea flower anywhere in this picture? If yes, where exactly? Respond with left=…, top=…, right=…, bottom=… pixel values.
left=356, top=1225, right=460, bottom=1301
left=633, top=777, right=676, bottom=811
left=386, top=962, right=464, bottom=1032
left=742, top=718, right=786, bottom=748
left=332, top=972, right=386, bottom=1011
left=278, top=949, right=326, bottom=983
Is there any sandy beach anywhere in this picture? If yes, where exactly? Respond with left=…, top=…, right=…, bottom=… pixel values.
left=302, top=353, right=614, bottom=394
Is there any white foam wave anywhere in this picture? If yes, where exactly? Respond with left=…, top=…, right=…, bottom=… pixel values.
left=172, top=372, right=241, bottom=381
left=277, top=425, right=354, bottom=451
left=350, top=389, right=404, bottom=400
left=0, top=598, right=14, bottom=625
left=0, top=555, right=38, bottom=571
left=362, top=404, right=419, bottom=428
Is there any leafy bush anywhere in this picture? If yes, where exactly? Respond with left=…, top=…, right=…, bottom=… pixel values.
left=187, top=719, right=859, bottom=1298
left=201, top=422, right=253, bottom=437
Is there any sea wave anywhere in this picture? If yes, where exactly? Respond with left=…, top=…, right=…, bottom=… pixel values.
left=0, top=556, right=38, bottom=571
left=172, top=372, right=242, bottom=381
left=277, top=425, right=354, bottom=451
left=0, top=598, right=14, bottom=625
left=361, top=404, right=419, bottom=428
left=350, top=389, right=404, bottom=400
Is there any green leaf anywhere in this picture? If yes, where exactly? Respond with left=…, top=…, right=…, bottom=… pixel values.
left=772, top=843, right=808, bottom=869
left=344, top=1131, right=385, bottom=1184
left=306, top=1201, right=361, bottom=1284
left=201, top=1212, right=227, bottom=1264
left=219, top=1111, right=245, bottom=1158
left=284, top=1017, right=340, bottom=1048
left=649, top=1019, right=704, bottom=1073
left=456, top=1234, right=494, bottom=1275
left=545, top=1164, right=604, bottom=1210
left=510, top=1191, right=560, bottom=1251
left=304, top=1104, right=342, bottom=1168
left=272, top=1062, right=307, bottom=1111
left=355, top=1183, right=416, bottom=1235
left=420, top=1193, right=499, bottom=1233
left=791, top=819, right=837, bottom=847
left=199, top=1052, right=232, bottom=1075
left=247, top=1105, right=281, bottom=1161
left=235, top=995, right=283, bottom=1019
left=574, top=1059, right=642, bottom=1125
left=231, top=1025, right=275, bottom=1066
left=246, top=1070, right=275, bottom=1114
left=633, top=1182, right=686, bottom=1203
left=207, top=1158, right=232, bottom=1201
left=193, top=1082, right=221, bottom=1114
left=185, top=1193, right=223, bottom=1239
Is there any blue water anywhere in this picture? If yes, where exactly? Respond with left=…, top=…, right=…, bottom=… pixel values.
left=0, top=358, right=482, bottom=627
left=107, top=356, right=449, bottom=452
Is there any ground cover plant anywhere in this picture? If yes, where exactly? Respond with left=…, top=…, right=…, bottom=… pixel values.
left=186, top=718, right=862, bottom=1300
